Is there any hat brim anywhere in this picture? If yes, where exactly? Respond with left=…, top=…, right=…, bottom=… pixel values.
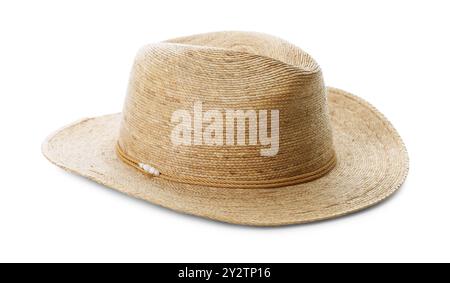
left=42, top=87, right=409, bottom=226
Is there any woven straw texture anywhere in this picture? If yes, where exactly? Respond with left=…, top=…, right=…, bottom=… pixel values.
left=42, top=32, right=408, bottom=226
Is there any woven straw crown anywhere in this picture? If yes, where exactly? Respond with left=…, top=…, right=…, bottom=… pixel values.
left=117, top=32, right=336, bottom=189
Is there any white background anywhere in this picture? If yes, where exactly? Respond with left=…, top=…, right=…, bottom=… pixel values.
left=0, top=0, right=449, bottom=263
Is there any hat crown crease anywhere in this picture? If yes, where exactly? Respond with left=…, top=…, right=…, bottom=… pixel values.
left=117, top=31, right=336, bottom=188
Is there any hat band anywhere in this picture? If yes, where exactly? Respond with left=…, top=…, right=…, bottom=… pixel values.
left=116, top=143, right=336, bottom=189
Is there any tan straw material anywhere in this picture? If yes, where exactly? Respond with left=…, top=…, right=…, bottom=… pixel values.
left=42, top=31, right=408, bottom=226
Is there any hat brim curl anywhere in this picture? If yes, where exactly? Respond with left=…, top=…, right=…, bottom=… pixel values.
left=42, top=87, right=409, bottom=226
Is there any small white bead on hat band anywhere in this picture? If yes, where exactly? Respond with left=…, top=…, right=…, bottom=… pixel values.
left=138, top=163, right=160, bottom=176
left=116, top=144, right=161, bottom=177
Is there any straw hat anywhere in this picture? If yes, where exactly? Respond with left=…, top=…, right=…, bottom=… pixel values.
left=42, top=31, right=408, bottom=226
